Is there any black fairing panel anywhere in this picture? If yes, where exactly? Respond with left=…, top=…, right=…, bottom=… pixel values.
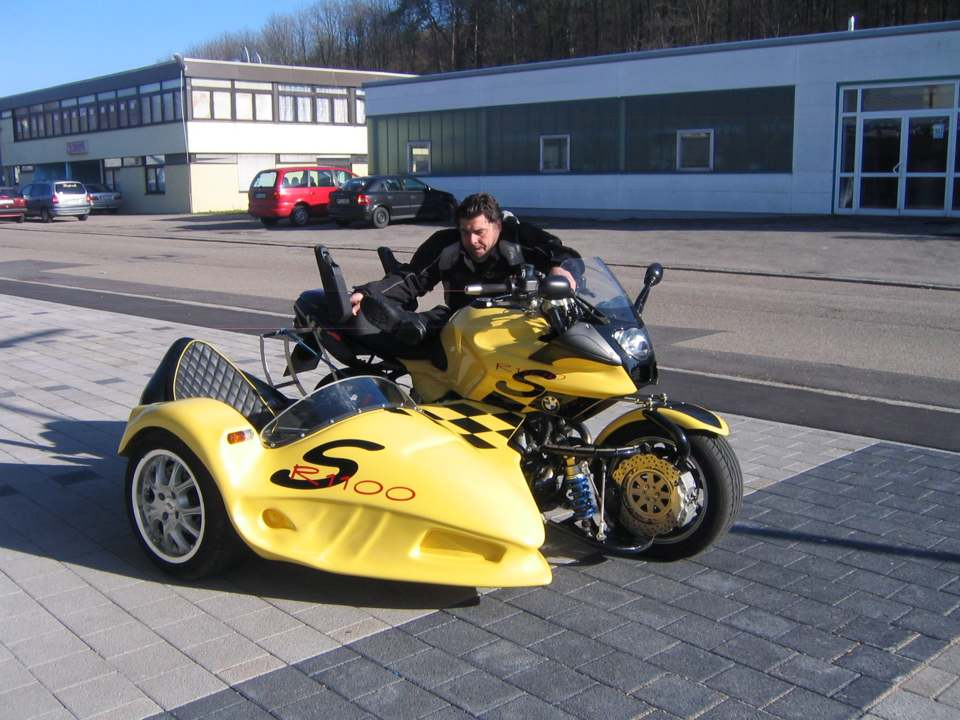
left=530, top=323, right=622, bottom=366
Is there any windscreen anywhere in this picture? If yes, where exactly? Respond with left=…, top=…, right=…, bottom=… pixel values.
left=569, top=256, right=639, bottom=324
left=251, top=171, right=277, bottom=189
left=341, top=178, right=369, bottom=192
left=55, top=182, right=86, bottom=194
left=261, top=375, right=414, bottom=447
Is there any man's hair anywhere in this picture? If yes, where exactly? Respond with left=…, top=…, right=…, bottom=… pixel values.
left=456, top=192, right=503, bottom=225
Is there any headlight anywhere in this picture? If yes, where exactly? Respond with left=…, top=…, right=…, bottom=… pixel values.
left=614, top=327, right=652, bottom=360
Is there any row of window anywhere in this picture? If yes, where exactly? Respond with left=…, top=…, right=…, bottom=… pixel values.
left=189, top=79, right=363, bottom=125
left=13, top=80, right=183, bottom=142
left=404, top=129, right=716, bottom=175
left=10, top=77, right=366, bottom=142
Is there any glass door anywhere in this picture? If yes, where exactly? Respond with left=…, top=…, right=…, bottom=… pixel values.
left=858, top=117, right=902, bottom=212
left=835, top=82, right=958, bottom=216
left=903, top=116, right=950, bottom=213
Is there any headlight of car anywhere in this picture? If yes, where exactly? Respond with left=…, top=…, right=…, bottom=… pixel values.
left=614, top=327, right=652, bottom=361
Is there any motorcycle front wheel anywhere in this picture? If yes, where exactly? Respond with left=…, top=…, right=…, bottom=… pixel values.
left=600, top=422, right=742, bottom=561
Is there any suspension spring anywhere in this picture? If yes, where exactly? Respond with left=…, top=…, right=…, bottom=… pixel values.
left=565, top=460, right=597, bottom=520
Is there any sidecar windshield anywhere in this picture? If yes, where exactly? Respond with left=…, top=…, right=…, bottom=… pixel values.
left=261, top=375, right=415, bottom=447
left=565, top=256, right=638, bottom=323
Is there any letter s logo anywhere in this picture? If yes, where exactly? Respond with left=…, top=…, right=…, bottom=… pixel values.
left=270, top=439, right=385, bottom=490
left=495, top=369, right=556, bottom=398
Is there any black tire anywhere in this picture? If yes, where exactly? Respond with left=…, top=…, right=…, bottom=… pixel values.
left=125, top=430, right=244, bottom=579
left=371, top=206, right=390, bottom=229
left=78, top=214, right=88, bottom=222
left=260, top=217, right=279, bottom=227
left=440, top=198, right=457, bottom=222
left=290, top=205, right=310, bottom=227
left=334, top=219, right=351, bottom=228
left=15, top=214, right=24, bottom=224
left=41, top=207, right=52, bottom=223
left=602, top=422, right=742, bottom=561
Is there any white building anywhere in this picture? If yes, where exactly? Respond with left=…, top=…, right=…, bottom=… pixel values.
left=0, top=58, right=410, bottom=213
left=363, top=21, right=960, bottom=217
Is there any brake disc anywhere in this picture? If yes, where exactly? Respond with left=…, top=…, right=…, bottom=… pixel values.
left=611, top=453, right=695, bottom=537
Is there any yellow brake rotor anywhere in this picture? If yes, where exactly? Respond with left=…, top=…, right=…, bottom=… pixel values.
left=611, top=453, right=683, bottom=536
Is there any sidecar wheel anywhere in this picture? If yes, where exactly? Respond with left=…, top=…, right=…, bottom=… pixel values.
left=603, top=424, right=742, bottom=561
left=125, top=431, right=243, bottom=579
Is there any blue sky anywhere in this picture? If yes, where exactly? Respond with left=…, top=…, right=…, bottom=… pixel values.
left=1, top=0, right=310, bottom=98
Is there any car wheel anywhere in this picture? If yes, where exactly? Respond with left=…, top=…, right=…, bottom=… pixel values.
left=441, top=198, right=457, bottom=222
left=290, top=205, right=310, bottom=227
left=334, top=219, right=351, bottom=228
left=41, top=208, right=52, bottom=223
left=16, top=215, right=24, bottom=224
left=260, top=217, right=279, bottom=227
left=125, top=431, right=244, bottom=579
left=371, top=206, right=390, bottom=229
left=78, top=214, right=88, bottom=222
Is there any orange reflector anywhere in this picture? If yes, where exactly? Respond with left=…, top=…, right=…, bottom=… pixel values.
left=263, top=509, right=296, bottom=530
left=227, top=430, right=252, bottom=444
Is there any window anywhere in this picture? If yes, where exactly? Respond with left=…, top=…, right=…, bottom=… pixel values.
left=212, top=91, right=232, bottom=119
left=145, top=155, right=165, bottom=194
left=192, top=90, right=211, bottom=119
left=235, top=92, right=253, bottom=120
left=540, top=135, right=570, bottom=172
left=356, top=96, right=366, bottom=125
left=104, top=158, right=121, bottom=190
left=255, top=93, right=272, bottom=121
left=677, top=129, right=714, bottom=171
left=317, top=98, right=331, bottom=123
left=296, top=96, right=312, bottom=123
left=279, top=95, right=295, bottom=122
left=333, top=97, right=348, bottom=124
left=407, top=142, right=432, bottom=174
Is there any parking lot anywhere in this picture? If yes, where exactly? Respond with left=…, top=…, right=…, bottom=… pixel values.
left=0, top=212, right=959, bottom=719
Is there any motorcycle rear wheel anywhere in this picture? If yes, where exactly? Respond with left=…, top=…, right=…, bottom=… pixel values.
left=601, top=422, right=742, bottom=561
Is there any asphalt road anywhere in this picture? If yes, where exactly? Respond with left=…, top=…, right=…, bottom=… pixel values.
left=0, top=212, right=957, bottom=450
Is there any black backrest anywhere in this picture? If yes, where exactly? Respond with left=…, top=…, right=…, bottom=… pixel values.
left=140, top=337, right=288, bottom=431
left=314, top=245, right=352, bottom=325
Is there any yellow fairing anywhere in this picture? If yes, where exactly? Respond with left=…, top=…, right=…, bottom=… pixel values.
left=406, top=306, right=636, bottom=405
left=120, top=398, right=551, bottom=587
left=596, top=402, right=731, bottom=444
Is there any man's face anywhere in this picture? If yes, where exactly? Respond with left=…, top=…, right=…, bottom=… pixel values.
left=459, top=214, right=502, bottom=262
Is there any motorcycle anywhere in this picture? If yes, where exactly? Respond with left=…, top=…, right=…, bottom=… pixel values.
left=118, top=245, right=741, bottom=588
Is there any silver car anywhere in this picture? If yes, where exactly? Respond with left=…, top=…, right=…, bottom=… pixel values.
left=21, top=180, right=91, bottom=222
left=84, top=182, right=123, bottom=213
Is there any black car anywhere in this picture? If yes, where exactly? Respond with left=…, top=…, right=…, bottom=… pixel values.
left=328, top=175, right=457, bottom=229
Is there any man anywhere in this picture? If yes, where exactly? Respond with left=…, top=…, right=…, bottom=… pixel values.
left=355, top=192, right=580, bottom=344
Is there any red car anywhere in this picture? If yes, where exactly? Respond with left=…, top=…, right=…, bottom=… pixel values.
left=248, top=166, right=354, bottom=227
left=0, top=187, right=26, bottom=223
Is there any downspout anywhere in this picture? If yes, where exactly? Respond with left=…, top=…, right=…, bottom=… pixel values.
left=173, top=54, right=192, bottom=213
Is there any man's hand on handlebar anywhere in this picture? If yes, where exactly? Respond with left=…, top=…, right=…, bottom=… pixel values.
left=549, top=266, right=577, bottom=290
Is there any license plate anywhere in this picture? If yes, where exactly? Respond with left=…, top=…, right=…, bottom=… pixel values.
left=337, top=198, right=349, bottom=205
left=255, top=192, right=266, bottom=199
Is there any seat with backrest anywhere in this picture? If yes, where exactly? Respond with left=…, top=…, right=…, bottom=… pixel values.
left=140, top=338, right=291, bottom=430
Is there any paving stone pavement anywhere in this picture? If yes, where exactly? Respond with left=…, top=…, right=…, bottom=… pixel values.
left=0, top=293, right=959, bottom=720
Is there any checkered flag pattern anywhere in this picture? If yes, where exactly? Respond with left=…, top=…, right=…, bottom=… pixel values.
left=417, top=401, right=525, bottom=449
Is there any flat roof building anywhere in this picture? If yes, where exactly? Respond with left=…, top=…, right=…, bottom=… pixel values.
left=0, top=58, right=410, bottom=213
left=364, top=21, right=960, bottom=218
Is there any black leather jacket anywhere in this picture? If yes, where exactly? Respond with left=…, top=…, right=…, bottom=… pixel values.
left=359, top=216, right=580, bottom=312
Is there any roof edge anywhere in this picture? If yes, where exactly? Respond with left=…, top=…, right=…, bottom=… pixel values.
left=364, top=20, right=960, bottom=88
